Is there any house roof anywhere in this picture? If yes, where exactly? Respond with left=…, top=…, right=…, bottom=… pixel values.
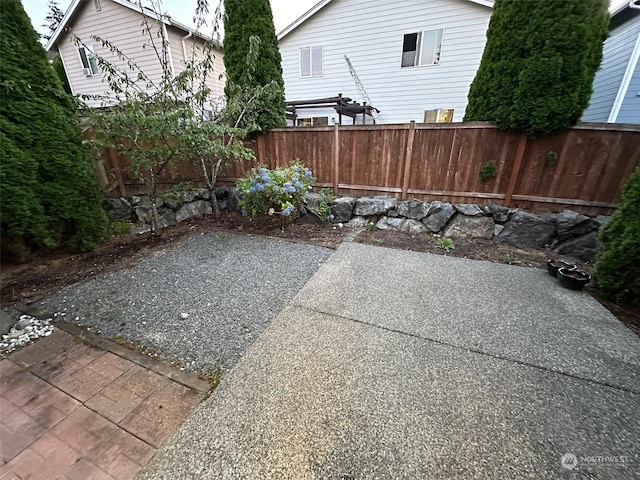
left=277, top=0, right=494, bottom=40
left=45, top=0, right=217, bottom=52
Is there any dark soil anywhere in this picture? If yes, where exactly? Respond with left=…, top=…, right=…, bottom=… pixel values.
left=1, top=212, right=637, bottom=335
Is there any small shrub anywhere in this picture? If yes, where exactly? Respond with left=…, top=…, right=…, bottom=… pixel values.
left=318, top=188, right=335, bottom=221
left=593, top=166, right=640, bottom=305
left=169, top=181, right=195, bottom=193
left=237, top=161, right=315, bottom=222
left=544, top=151, right=558, bottom=166
left=110, top=222, right=131, bottom=235
left=366, top=222, right=376, bottom=232
left=479, top=161, right=498, bottom=181
left=435, top=237, right=455, bottom=253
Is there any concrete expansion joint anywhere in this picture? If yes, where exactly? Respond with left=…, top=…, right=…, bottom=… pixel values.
left=291, top=303, right=640, bottom=396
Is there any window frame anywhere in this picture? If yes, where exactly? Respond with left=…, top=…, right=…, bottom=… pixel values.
left=400, top=28, right=444, bottom=68
left=78, top=45, right=100, bottom=76
left=296, top=116, right=329, bottom=127
left=423, top=109, right=455, bottom=123
left=299, top=45, right=323, bottom=78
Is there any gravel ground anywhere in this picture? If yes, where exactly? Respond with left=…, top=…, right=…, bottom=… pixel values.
left=33, top=232, right=333, bottom=376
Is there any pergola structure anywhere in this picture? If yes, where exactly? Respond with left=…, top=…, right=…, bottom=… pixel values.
left=286, top=93, right=380, bottom=125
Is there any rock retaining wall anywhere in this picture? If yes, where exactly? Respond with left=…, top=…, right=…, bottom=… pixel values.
left=104, top=186, right=241, bottom=233
left=105, top=190, right=609, bottom=263
left=328, top=196, right=610, bottom=263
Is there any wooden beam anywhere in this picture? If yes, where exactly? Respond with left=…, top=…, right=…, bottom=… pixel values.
left=504, top=132, right=527, bottom=206
left=406, top=188, right=505, bottom=199
left=401, top=120, right=416, bottom=200
left=510, top=195, right=618, bottom=208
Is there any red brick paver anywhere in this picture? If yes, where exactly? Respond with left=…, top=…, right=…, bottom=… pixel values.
left=0, top=329, right=209, bottom=479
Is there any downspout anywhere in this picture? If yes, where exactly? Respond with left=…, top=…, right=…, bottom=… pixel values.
left=181, top=31, right=193, bottom=62
left=161, top=23, right=175, bottom=78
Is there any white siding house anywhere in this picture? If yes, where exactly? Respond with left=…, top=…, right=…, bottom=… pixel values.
left=582, top=4, right=640, bottom=124
left=45, top=0, right=225, bottom=109
left=278, top=0, right=493, bottom=125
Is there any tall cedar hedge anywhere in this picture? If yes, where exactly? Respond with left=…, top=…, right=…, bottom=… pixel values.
left=593, top=167, right=640, bottom=305
left=223, top=0, right=286, bottom=131
left=0, top=0, right=108, bottom=260
left=464, top=0, right=609, bottom=137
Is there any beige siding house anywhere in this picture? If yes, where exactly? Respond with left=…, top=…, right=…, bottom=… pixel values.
left=45, top=0, right=225, bottom=109
left=278, top=0, right=493, bottom=125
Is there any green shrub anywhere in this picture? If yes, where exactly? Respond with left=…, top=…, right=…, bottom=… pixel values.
left=593, top=167, right=640, bottom=305
left=479, top=161, right=498, bottom=181
left=237, top=162, right=315, bottom=221
left=111, top=222, right=131, bottom=235
left=544, top=151, right=559, bottom=166
left=0, top=0, right=108, bottom=259
left=435, top=237, right=455, bottom=253
left=318, top=188, right=335, bottom=221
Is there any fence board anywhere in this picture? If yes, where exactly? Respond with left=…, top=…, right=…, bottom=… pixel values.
left=96, top=122, right=640, bottom=216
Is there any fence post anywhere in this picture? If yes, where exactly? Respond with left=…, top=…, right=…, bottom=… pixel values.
left=333, top=123, right=340, bottom=195
left=107, top=150, right=127, bottom=197
left=505, top=132, right=527, bottom=206
left=401, top=121, right=416, bottom=200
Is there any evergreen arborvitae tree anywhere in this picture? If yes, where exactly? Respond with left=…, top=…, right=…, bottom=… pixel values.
left=223, top=0, right=286, bottom=131
left=0, top=0, right=108, bottom=260
left=593, top=167, right=640, bottom=305
left=464, top=0, right=609, bottom=137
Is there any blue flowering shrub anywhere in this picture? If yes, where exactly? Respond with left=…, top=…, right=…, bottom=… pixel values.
left=237, top=161, right=315, bottom=222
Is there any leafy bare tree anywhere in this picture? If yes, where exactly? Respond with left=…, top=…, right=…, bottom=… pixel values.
left=78, top=0, right=265, bottom=230
left=42, top=0, right=64, bottom=41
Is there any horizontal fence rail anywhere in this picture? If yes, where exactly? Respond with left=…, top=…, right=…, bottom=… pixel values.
left=94, top=122, right=640, bottom=216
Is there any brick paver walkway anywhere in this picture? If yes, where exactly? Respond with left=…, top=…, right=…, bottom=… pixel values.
left=0, top=329, right=210, bottom=479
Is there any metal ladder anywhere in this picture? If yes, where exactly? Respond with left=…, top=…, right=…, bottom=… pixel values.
left=344, top=55, right=379, bottom=122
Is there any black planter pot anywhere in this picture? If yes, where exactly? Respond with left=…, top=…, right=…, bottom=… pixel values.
left=557, top=267, right=591, bottom=290
left=547, top=259, right=577, bottom=277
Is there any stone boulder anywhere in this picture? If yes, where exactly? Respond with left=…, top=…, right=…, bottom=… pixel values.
left=555, top=209, right=599, bottom=241
left=133, top=206, right=151, bottom=224
left=444, top=215, right=495, bottom=239
left=454, top=204, right=484, bottom=216
left=422, top=202, right=455, bottom=233
left=176, top=200, right=212, bottom=222
left=105, top=198, right=132, bottom=222
left=195, top=188, right=211, bottom=200
left=304, top=193, right=325, bottom=219
left=347, top=216, right=370, bottom=229
left=158, top=209, right=177, bottom=228
left=397, top=200, right=429, bottom=220
left=481, top=204, right=510, bottom=223
left=159, top=193, right=181, bottom=210
left=130, top=195, right=152, bottom=209
left=177, top=190, right=196, bottom=203
left=497, top=211, right=555, bottom=248
left=330, top=197, right=355, bottom=223
left=354, top=196, right=398, bottom=216
left=376, top=216, right=428, bottom=234
left=554, top=231, right=600, bottom=263
left=226, top=187, right=242, bottom=211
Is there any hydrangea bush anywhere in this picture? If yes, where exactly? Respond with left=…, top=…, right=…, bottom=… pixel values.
left=237, top=161, right=315, bottom=220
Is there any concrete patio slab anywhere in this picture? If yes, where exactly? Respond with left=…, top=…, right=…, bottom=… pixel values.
left=293, top=243, right=640, bottom=393
left=139, top=306, right=639, bottom=479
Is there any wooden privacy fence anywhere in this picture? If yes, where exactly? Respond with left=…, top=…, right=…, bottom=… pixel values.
left=96, top=122, right=640, bottom=216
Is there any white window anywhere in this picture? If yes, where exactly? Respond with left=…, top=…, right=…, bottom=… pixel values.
left=424, top=109, right=454, bottom=123
left=401, top=29, right=443, bottom=67
left=296, top=117, right=328, bottom=126
left=299, top=46, right=322, bottom=77
left=78, top=46, right=99, bottom=76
